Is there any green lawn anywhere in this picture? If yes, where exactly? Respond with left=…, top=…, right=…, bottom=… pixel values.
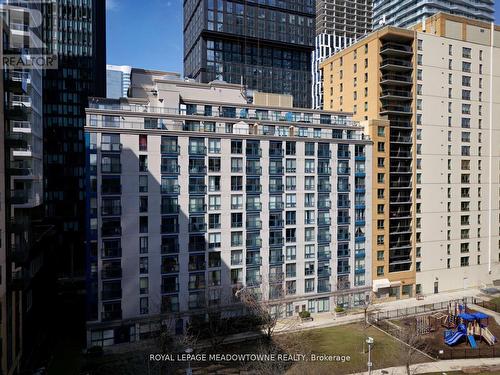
left=286, top=323, right=429, bottom=375
left=489, top=297, right=500, bottom=307
left=67, top=323, right=430, bottom=375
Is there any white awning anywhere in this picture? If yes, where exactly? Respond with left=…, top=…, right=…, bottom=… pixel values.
left=373, top=278, right=392, bottom=292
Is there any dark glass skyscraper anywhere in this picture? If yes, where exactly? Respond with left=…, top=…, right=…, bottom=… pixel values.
left=184, top=0, right=315, bottom=108
left=42, top=0, right=106, bottom=277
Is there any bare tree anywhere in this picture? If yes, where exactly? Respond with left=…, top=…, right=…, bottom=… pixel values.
left=398, top=319, right=431, bottom=375
left=236, top=273, right=297, bottom=340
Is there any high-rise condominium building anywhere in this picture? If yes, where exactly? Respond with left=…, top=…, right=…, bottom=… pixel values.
left=183, top=0, right=315, bottom=108
left=106, top=64, right=132, bottom=99
left=373, top=0, right=494, bottom=29
left=84, top=70, right=372, bottom=346
left=0, top=3, right=55, bottom=373
left=42, top=0, right=106, bottom=277
left=312, top=0, right=372, bottom=109
left=321, top=13, right=500, bottom=299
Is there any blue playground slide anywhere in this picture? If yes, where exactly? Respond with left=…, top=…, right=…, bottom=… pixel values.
left=467, top=335, right=477, bottom=348
left=445, top=331, right=465, bottom=346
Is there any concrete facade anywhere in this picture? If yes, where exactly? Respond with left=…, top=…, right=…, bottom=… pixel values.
left=84, top=72, right=372, bottom=346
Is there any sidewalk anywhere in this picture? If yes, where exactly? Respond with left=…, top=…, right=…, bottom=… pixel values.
left=351, top=357, right=500, bottom=375
left=273, top=288, right=487, bottom=334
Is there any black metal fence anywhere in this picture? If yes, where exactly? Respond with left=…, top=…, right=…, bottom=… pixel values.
left=472, top=298, right=500, bottom=313
left=368, top=298, right=470, bottom=322
left=437, top=346, right=500, bottom=360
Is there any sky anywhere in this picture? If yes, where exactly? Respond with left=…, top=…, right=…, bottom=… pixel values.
left=106, top=0, right=500, bottom=75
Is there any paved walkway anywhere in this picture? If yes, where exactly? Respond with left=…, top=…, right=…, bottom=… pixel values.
left=351, top=357, right=500, bottom=374
left=273, top=288, right=488, bottom=334
left=470, top=304, right=500, bottom=325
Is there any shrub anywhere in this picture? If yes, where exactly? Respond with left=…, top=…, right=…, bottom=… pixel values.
left=335, top=306, right=345, bottom=313
left=299, top=310, right=311, bottom=319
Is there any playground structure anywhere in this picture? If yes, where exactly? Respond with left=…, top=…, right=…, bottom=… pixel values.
left=416, top=314, right=440, bottom=335
left=441, top=304, right=498, bottom=348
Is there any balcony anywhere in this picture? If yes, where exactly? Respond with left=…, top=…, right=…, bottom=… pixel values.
left=101, top=225, right=122, bottom=237
left=317, top=234, right=332, bottom=243
left=355, top=185, right=366, bottom=193
left=355, top=250, right=366, bottom=259
left=11, top=270, right=29, bottom=290
left=189, top=223, right=207, bottom=233
left=338, top=185, right=351, bottom=193
left=269, top=184, right=284, bottom=193
left=355, top=219, right=366, bottom=226
left=337, top=167, right=351, bottom=175
left=381, top=90, right=412, bottom=100
left=246, top=184, right=262, bottom=194
left=337, top=233, right=351, bottom=242
left=269, top=237, right=284, bottom=246
left=337, top=150, right=350, bottom=159
left=246, top=238, right=262, bottom=248
left=247, top=220, right=262, bottom=230
left=269, top=201, right=284, bottom=210
left=246, top=202, right=262, bottom=211
left=161, top=144, right=180, bottom=154
left=380, top=58, right=413, bottom=70
left=355, top=200, right=366, bottom=209
left=269, top=166, right=284, bottom=175
left=6, top=132, right=28, bottom=150
left=101, top=164, right=122, bottom=174
left=162, top=184, right=181, bottom=194
left=318, top=201, right=331, bottom=210
left=6, top=104, right=30, bottom=121
left=161, top=242, right=179, bottom=253
left=338, top=200, right=350, bottom=208
left=269, top=148, right=284, bottom=157
left=390, top=135, right=412, bottom=143
left=189, top=145, right=207, bottom=155
left=246, top=275, right=262, bottom=286
left=246, top=148, right=262, bottom=158
left=337, top=266, right=351, bottom=275
left=188, top=204, right=206, bottom=214
left=318, top=251, right=331, bottom=260
left=338, top=216, right=350, bottom=225
left=161, top=224, right=179, bottom=233
left=355, top=267, right=366, bottom=275
left=318, top=284, right=331, bottom=293
left=101, top=268, right=123, bottom=280
left=189, top=165, right=207, bottom=174
left=317, top=167, right=331, bottom=175
left=269, top=255, right=284, bottom=264
left=102, top=310, right=122, bottom=322
left=355, top=154, right=366, bottom=161
left=318, top=150, right=331, bottom=158
left=231, top=166, right=243, bottom=173
left=318, top=268, right=331, bottom=278
left=11, top=241, right=29, bottom=264
left=355, top=235, right=366, bottom=243
left=101, top=206, right=122, bottom=216
left=269, top=219, right=284, bottom=229
left=318, top=183, right=331, bottom=192
left=102, top=289, right=122, bottom=301
left=380, top=43, right=413, bottom=55
left=318, top=217, right=331, bottom=226
left=380, top=74, right=412, bottom=85
left=246, top=256, right=262, bottom=267
left=188, top=185, right=206, bottom=194
left=380, top=105, right=412, bottom=114
left=161, top=165, right=180, bottom=174
left=162, top=282, right=179, bottom=294
left=246, top=166, right=262, bottom=175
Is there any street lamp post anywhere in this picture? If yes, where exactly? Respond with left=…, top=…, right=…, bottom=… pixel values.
left=185, top=347, right=193, bottom=375
left=366, top=336, right=374, bottom=375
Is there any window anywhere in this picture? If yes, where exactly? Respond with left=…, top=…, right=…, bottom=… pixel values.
left=139, top=216, right=148, bottom=233
left=139, top=135, right=147, bottom=151
left=209, top=233, right=221, bottom=248
left=139, top=155, right=148, bottom=172
left=208, top=138, right=221, bottom=153
left=139, top=237, right=148, bottom=254
left=377, top=266, right=384, bottom=276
